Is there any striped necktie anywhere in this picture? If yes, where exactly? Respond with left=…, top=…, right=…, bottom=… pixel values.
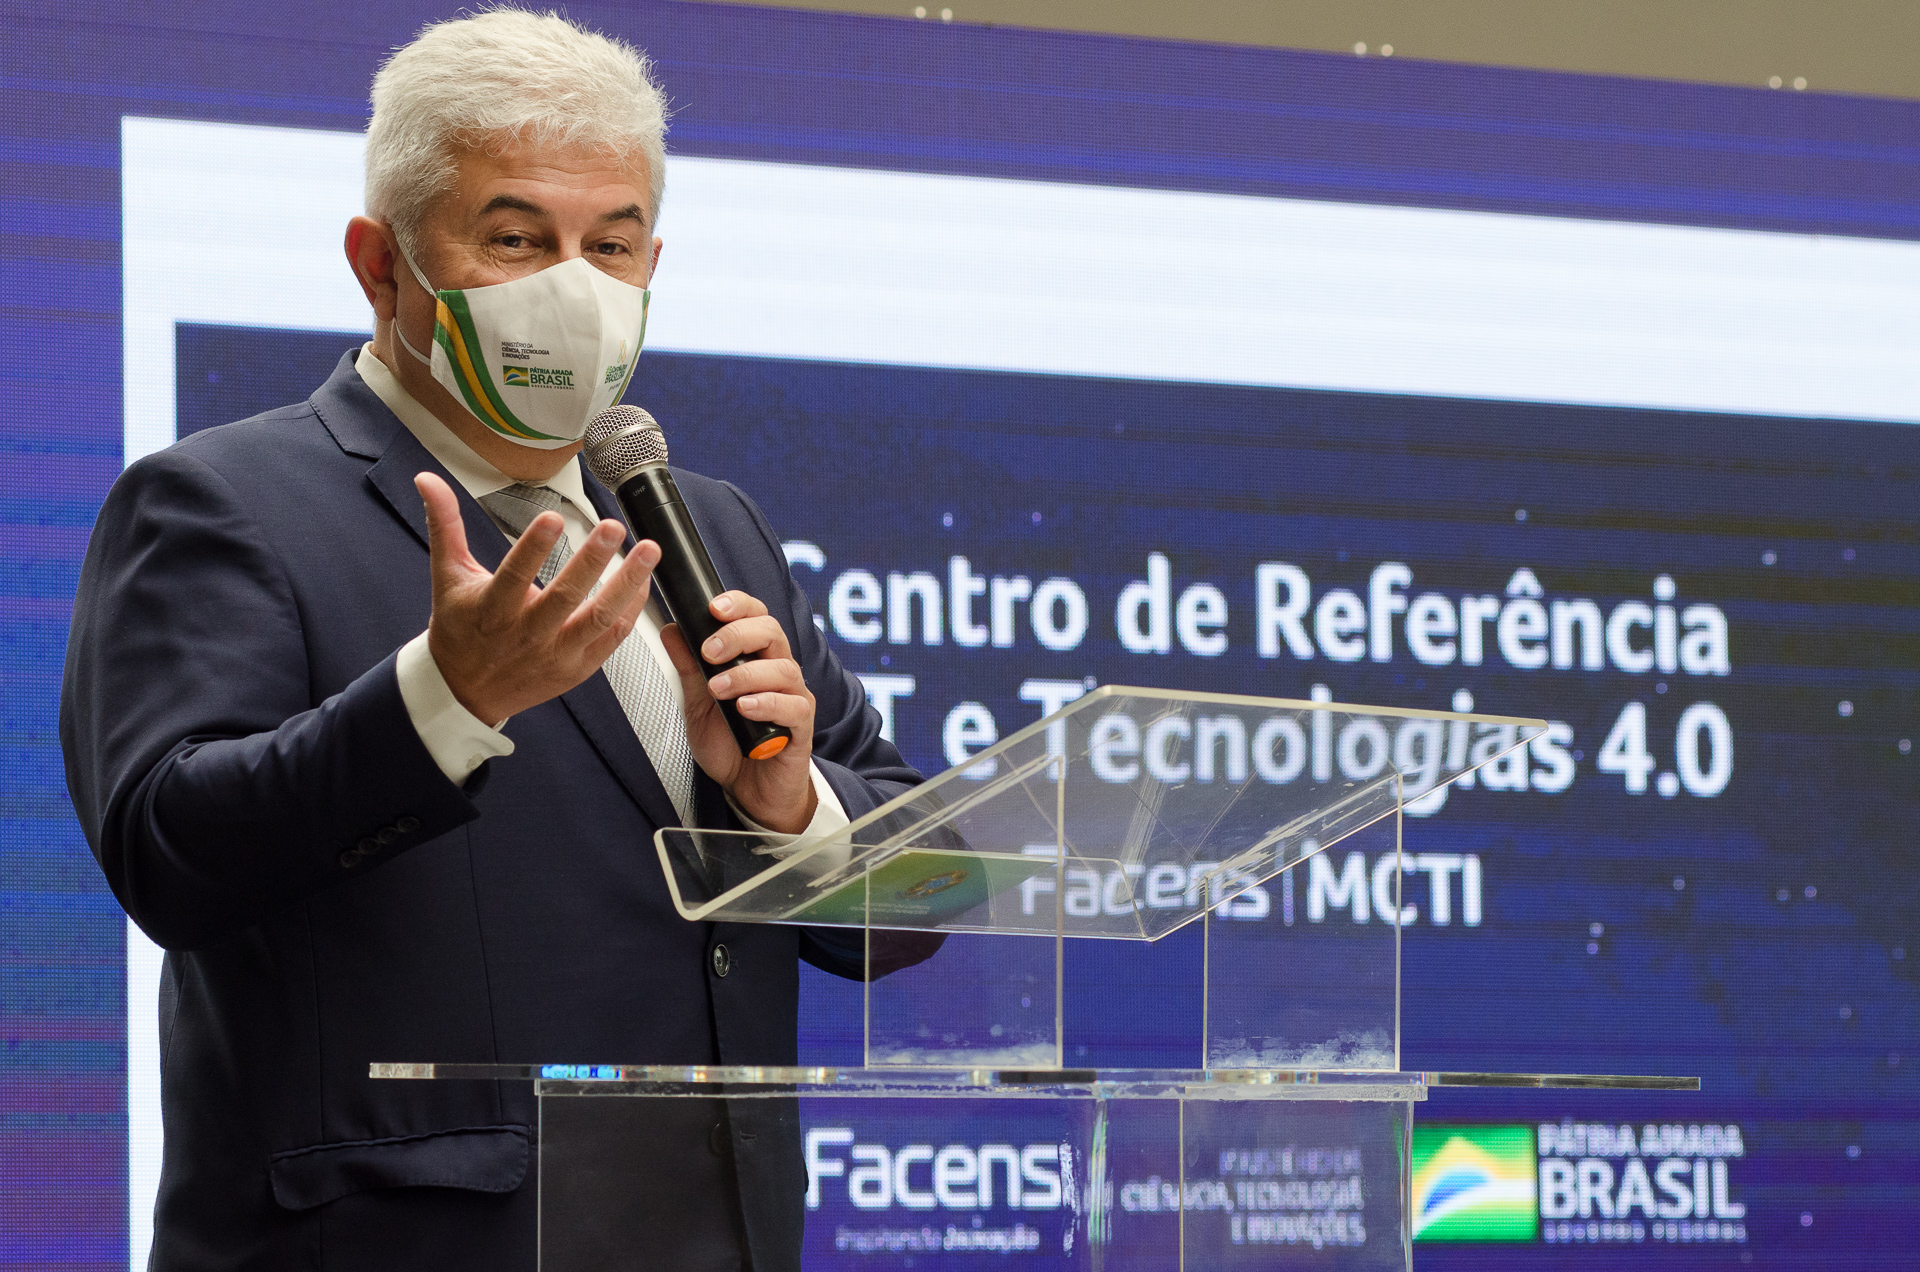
left=478, top=482, right=697, bottom=825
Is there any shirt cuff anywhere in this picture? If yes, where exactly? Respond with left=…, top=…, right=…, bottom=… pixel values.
left=395, top=631, right=515, bottom=786
left=727, top=762, right=850, bottom=846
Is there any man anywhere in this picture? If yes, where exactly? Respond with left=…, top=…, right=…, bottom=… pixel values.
left=61, top=10, right=933, bottom=1268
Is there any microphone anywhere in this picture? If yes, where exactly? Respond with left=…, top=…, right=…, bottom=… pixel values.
left=583, top=406, right=792, bottom=761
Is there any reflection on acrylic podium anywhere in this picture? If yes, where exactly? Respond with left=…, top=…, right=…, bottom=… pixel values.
left=374, top=688, right=1697, bottom=1268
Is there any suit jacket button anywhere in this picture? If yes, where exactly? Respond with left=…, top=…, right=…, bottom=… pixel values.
left=376, top=827, right=399, bottom=845
left=339, top=848, right=362, bottom=868
left=709, top=1120, right=728, bottom=1157
left=710, top=945, right=731, bottom=978
left=358, top=837, right=378, bottom=853
left=396, top=816, right=421, bottom=833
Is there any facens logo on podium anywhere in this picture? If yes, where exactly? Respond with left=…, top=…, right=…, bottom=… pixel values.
left=805, top=1130, right=1067, bottom=1212
left=806, top=1129, right=1072, bottom=1258
left=1413, top=1122, right=1749, bottom=1248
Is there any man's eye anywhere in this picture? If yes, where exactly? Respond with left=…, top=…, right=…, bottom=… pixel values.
left=496, top=234, right=533, bottom=249
left=593, top=242, right=629, bottom=256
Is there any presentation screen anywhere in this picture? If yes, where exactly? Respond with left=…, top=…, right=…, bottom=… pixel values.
left=10, top=2, right=1918, bottom=1268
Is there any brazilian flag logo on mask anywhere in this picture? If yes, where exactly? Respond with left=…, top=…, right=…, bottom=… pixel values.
left=502, top=365, right=531, bottom=387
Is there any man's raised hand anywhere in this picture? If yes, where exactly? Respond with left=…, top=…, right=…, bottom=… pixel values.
left=415, top=472, right=658, bottom=725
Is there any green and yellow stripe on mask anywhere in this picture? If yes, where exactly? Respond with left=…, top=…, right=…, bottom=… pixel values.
left=431, top=291, right=565, bottom=442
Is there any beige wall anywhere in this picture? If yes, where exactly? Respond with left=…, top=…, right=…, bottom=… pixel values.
left=691, top=0, right=1920, bottom=101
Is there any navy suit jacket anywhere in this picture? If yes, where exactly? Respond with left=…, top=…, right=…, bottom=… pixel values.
left=61, top=352, right=927, bottom=1270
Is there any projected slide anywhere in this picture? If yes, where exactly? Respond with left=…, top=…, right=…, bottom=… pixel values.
left=114, top=93, right=1920, bottom=1267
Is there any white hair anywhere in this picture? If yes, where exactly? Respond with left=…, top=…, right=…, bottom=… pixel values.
left=365, top=7, right=669, bottom=247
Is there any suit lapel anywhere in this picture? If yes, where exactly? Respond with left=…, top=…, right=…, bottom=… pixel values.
left=309, top=352, right=511, bottom=573
left=315, top=352, right=686, bottom=831
left=363, top=429, right=509, bottom=574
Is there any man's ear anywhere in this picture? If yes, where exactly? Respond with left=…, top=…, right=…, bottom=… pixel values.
left=649, top=236, right=663, bottom=284
left=345, top=217, right=400, bottom=323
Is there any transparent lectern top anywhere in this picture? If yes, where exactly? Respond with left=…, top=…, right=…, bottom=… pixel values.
left=657, top=687, right=1545, bottom=941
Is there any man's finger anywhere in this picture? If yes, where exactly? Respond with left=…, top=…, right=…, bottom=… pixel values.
left=730, top=690, right=815, bottom=730
left=414, top=473, right=478, bottom=585
left=527, top=519, right=622, bottom=628
left=478, top=510, right=567, bottom=624
left=585, top=536, right=658, bottom=631
left=708, top=591, right=769, bottom=622
left=700, top=614, right=791, bottom=666
left=563, top=538, right=657, bottom=654
left=706, top=658, right=803, bottom=702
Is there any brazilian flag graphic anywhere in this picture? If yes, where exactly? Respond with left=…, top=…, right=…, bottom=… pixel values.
left=502, top=365, right=531, bottom=387
left=1410, top=1125, right=1538, bottom=1241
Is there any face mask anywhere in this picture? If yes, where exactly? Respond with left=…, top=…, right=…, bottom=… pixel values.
left=396, top=246, right=649, bottom=449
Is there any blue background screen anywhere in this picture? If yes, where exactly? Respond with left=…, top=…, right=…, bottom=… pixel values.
left=7, top=2, right=1917, bottom=1266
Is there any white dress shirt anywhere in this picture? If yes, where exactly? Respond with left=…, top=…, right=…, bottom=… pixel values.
left=360, top=345, right=847, bottom=838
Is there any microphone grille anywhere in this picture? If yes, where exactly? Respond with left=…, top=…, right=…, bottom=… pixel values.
left=583, top=405, right=669, bottom=488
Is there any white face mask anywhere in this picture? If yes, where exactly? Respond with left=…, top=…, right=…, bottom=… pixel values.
left=396, top=246, right=650, bottom=449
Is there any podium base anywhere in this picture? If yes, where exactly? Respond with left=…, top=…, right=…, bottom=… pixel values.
left=376, top=1063, right=1695, bottom=1270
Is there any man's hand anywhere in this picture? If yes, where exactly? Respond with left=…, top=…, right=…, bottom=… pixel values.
left=661, top=591, right=817, bottom=834
left=417, top=472, right=659, bottom=724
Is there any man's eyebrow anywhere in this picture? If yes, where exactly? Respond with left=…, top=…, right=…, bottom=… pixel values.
left=470, top=195, right=646, bottom=227
left=475, top=194, right=547, bottom=218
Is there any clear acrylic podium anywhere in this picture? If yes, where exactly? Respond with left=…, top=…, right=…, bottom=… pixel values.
left=375, top=688, right=1696, bottom=1268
